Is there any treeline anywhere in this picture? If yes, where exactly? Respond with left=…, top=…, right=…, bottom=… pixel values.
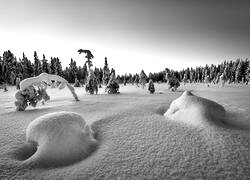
left=0, top=50, right=113, bottom=85
left=116, top=59, right=250, bottom=85
left=0, top=50, right=250, bottom=85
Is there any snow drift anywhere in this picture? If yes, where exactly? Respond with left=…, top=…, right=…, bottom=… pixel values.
left=23, top=111, right=97, bottom=167
left=164, top=91, right=226, bottom=126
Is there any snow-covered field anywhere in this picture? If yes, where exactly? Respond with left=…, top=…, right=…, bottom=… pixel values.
left=0, top=83, right=250, bottom=179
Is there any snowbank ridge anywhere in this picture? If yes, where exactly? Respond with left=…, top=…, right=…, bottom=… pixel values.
left=23, top=111, right=97, bottom=167
left=164, top=91, right=226, bottom=126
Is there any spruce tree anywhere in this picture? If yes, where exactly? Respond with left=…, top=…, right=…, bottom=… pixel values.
left=139, top=70, right=147, bottom=88
left=106, top=69, right=119, bottom=94
left=99, top=67, right=103, bottom=84
left=2, top=50, right=16, bottom=83
left=148, top=79, right=155, bottom=94
left=82, top=63, right=88, bottom=84
left=245, top=60, right=250, bottom=84
left=235, top=60, right=244, bottom=83
left=102, top=57, right=110, bottom=85
left=78, top=49, right=98, bottom=94
left=15, top=59, right=23, bottom=79
left=55, top=57, right=63, bottom=76
left=50, top=57, right=56, bottom=74
left=33, top=51, right=42, bottom=76
left=0, top=56, right=3, bottom=83
left=134, top=74, right=139, bottom=87
left=21, top=53, right=33, bottom=79
left=69, top=58, right=77, bottom=83
left=42, top=54, right=50, bottom=73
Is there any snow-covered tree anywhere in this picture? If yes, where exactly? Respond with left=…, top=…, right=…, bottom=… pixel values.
left=139, top=70, right=147, bottom=88
left=34, top=51, right=42, bottom=76
left=102, top=57, right=110, bottom=86
left=78, top=49, right=98, bottom=94
left=42, top=54, right=50, bottom=73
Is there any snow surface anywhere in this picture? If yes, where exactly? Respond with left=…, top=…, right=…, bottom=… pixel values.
left=24, top=111, right=97, bottom=167
left=0, top=83, right=250, bottom=179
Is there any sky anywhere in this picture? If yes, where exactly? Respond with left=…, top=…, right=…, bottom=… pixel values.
left=0, top=0, right=250, bottom=75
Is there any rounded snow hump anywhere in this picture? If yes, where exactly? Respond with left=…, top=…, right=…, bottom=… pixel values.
left=164, top=91, right=226, bottom=127
left=21, top=111, right=97, bottom=167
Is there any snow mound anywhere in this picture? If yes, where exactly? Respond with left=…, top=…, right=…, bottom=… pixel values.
left=164, top=91, right=226, bottom=126
left=23, top=111, right=97, bottom=167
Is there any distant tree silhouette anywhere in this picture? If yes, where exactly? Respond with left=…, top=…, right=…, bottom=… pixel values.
left=42, top=54, right=50, bottom=73
left=246, top=61, right=250, bottom=84
left=68, top=58, right=77, bottom=83
left=102, top=57, right=110, bottom=85
left=148, top=79, right=155, bottom=94
left=78, top=49, right=94, bottom=70
left=2, top=50, right=16, bottom=83
left=134, top=74, right=140, bottom=87
left=20, top=53, right=33, bottom=79
left=106, top=70, right=120, bottom=94
left=78, top=49, right=98, bottom=94
left=34, top=51, right=42, bottom=76
left=139, top=70, right=147, bottom=88
left=1, top=49, right=249, bottom=87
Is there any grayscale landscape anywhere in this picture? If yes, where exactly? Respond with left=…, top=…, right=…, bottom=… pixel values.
left=0, top=0, right=250, bottom=179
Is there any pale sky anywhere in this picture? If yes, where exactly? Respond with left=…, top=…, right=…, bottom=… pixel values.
left=0, top=0, right=250, bottom=75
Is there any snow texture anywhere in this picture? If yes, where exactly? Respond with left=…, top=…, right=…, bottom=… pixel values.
left=0, top=84, right=250, bottom=179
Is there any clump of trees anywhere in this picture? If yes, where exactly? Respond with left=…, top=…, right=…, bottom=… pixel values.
left=102, top=58, right=120, bottom=94
left=165, top=69, right=180, bottom=91
left=1, top=50, right=249, bottom=89
left=106, top=69, right=120, bottom=94
left=117, top=59, right=250, bottom=86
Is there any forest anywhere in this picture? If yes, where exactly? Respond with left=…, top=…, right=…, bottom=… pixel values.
left=0, top=50, right=250, bottom=85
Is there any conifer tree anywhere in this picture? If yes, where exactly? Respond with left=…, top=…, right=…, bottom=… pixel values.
left=190, top=68, right=195, bottom=83
left=21, top=53, right=33, bottom=79
left=42, top=54, right=50, bottom=73
left=139, top=70, right=147, bottom=88
left=78, top=49, right=94, bottom=70
left=34, top=51, right=42, bottom=76
left=245, top=61, right=250, bottom=84
left=82, top=63, right=88, bottom=84
left=148, top=79, right=155, bottom=94
left=102, top=57, right=110, bottom=85
left=0, top=56, right=3, bottom=82
left=15, top=59, right=23, bottom=79
left=78, top=49, right=98, bottom=94
left=106, top=68, right=119, bottom=94
left=55, top=57, right=63, bottom=76
left=134, top=74, right=140, bottom=87
left=2, top=50, right=16, bottom=83
left=235, top=59, right=244, bottom=83
left=99, top=67, right=103, bottom=84
left=69, top=58, right=77, bottom=83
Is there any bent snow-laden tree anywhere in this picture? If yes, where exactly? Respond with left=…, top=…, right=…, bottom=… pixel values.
left=15, top=73, right=79, bottom=111
left=78, top=49, right=94, bottom=70
left=78, top=49, right=98, bottom=94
